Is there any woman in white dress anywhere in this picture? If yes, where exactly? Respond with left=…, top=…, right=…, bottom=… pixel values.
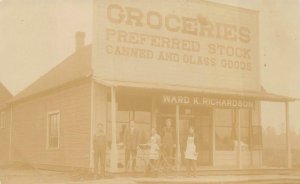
left=184, top=127, right=198, bottom=177
left=146, top=128, right=161, bottom=176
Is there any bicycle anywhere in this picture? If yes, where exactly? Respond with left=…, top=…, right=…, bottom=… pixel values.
left=137, top=144, right=176, bottom=176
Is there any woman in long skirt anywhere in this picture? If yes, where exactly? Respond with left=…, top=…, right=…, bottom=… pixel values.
left=146, top=128, right=161, bottom=176
left=184, top=127, right=198, bottom=177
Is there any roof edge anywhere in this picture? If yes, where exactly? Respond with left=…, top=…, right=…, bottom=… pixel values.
left=10, top=76, right=92, bottom=104
left=94, top=78, right=296, bottom=102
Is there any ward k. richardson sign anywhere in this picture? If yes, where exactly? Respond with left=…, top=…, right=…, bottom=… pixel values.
left=92, top=0, right=260, bottom=91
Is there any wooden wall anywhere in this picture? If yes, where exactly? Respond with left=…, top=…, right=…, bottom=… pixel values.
left=11, top=81, right=92, bottom=168
left=0, top=107, right=11, bottom=164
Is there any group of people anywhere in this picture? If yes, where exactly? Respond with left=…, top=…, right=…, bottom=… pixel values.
left=145, top=119, right=199, bottom=177
left=92, top=119, right=199, bottom=178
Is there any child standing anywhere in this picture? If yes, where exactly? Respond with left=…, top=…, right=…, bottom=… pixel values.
left=146, top=128, right=161, bottom=176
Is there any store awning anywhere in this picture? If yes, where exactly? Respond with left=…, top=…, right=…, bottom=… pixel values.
left=94, top=78, right=297, bottom=102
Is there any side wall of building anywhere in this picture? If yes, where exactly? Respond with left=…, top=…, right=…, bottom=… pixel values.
left=0, top=107, right=12, bottom=164
left=11, top=80, right=92, bottom=168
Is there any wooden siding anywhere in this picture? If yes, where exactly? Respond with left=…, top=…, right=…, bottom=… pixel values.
left=11, top=81, right=91, bottom=168
left=0, top=108, right=11, bottom=163
left=215, top=150, right=252, bottom=168
left=251, top=150, right=262, bottom=167
left=215, top=151, right=237, bottom=167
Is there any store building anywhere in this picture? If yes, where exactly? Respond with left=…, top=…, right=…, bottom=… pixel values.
left=5, top=0, right=295, bottom=171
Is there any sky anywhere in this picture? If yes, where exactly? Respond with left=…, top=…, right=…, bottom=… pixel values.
left=0, top=0, right=300, bottom=134
left=0, top=0, right=93, bottom=94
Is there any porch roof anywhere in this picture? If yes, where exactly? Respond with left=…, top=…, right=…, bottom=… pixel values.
left=94, top=78, right=297, bottom=102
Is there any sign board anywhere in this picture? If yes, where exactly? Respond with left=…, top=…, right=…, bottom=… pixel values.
left=93, top=0, right=260, bottom=91
left=160, top=95, right=254, bottom=108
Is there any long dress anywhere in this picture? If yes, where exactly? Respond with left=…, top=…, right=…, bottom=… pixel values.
left=149, top=134, right=160, bottom=160
left=184, top=136, right=197, bottom=160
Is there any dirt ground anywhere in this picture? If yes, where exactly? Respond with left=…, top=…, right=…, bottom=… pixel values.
left=0, top=169, right=69, bottom=184
left=0, top=167, right=135, bottom=184
left=1, top=164, right=300, bottom=184
left=0, top=164, right=106, bottom=184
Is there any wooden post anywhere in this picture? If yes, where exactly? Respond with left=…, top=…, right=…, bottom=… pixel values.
left=237, top=109, right=242, bottom=169
left=176, top=104, right=180, bottom=172
left=110, top=86, right=118, bottom=172
left=90, top=80, right=95, bottom=168
left=151, top=96, right=157, bottom=128
left=9, top=104, right=13, bottom=161
left=212, top=109, right=215, bottom=166
left=285, top=102, right=292, bottom=168
left=257, top=101, right=263, bottom=168
left=249, top=108, right=253, bottom=167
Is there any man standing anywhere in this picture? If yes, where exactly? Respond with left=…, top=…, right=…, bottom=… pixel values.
left=124, top=120, right=140, bottom=172
left=93, top=123, right=107, bottom=178
left=162, top=118, right=176, bottom=165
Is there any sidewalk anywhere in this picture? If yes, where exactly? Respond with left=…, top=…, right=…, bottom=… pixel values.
left=55, top=174, right=300, bottom=184
left=135, top=175, right=300, bottom=184
left=1, top=167, right=300, bottom=184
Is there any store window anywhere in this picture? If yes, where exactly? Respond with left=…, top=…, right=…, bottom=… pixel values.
left=47, top=111, right=60, bottom=149
left=215, top=108, right=251, bottom=151
left=251, top=125, right=262, bottom=149
left=215, top=109, right=234, bottom=150
left=239, top=109, right=250, bottom=146
left=250, top=104, right=262, bottom=150
left=107, top=95, right=152, bottom=144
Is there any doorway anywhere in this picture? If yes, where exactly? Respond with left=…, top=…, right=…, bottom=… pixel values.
left=178, top=117, right=212, bottom=166
left=157, top=106, right=213, bottom=166
left=194, top=114, right=213, bottom=166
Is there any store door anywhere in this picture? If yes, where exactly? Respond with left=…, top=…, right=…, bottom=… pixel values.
left=194, top=115, right=213, bottom=166
left=157, top=107, right=213, bottom=167
left=178, top=118, right=193, bottom=165
left=179, top=115, right=212, bottom=166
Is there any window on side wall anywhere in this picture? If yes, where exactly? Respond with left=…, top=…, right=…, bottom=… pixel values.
left=47, top=111, right=60, bottom=149
left=0, top=112, right=6, bottom=129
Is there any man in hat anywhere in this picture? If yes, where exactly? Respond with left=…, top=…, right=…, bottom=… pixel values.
left=162, top=118, right=176, bottom=166
left=124, top=120, right=140, bottom=172
left=93, top=123, right=107, bottom=178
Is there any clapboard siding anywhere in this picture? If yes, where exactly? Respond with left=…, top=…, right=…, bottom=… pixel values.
left=215, top=151, right=237, bottom=167
left=241, top=150, right=251, bottom=167
left=215, top=150, right=253, bottom=168
left=11, top=81, right=91, bottom=168
left=0, top=108, right=11, bottom=163
left=251, top=150, right=262, bottom=167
